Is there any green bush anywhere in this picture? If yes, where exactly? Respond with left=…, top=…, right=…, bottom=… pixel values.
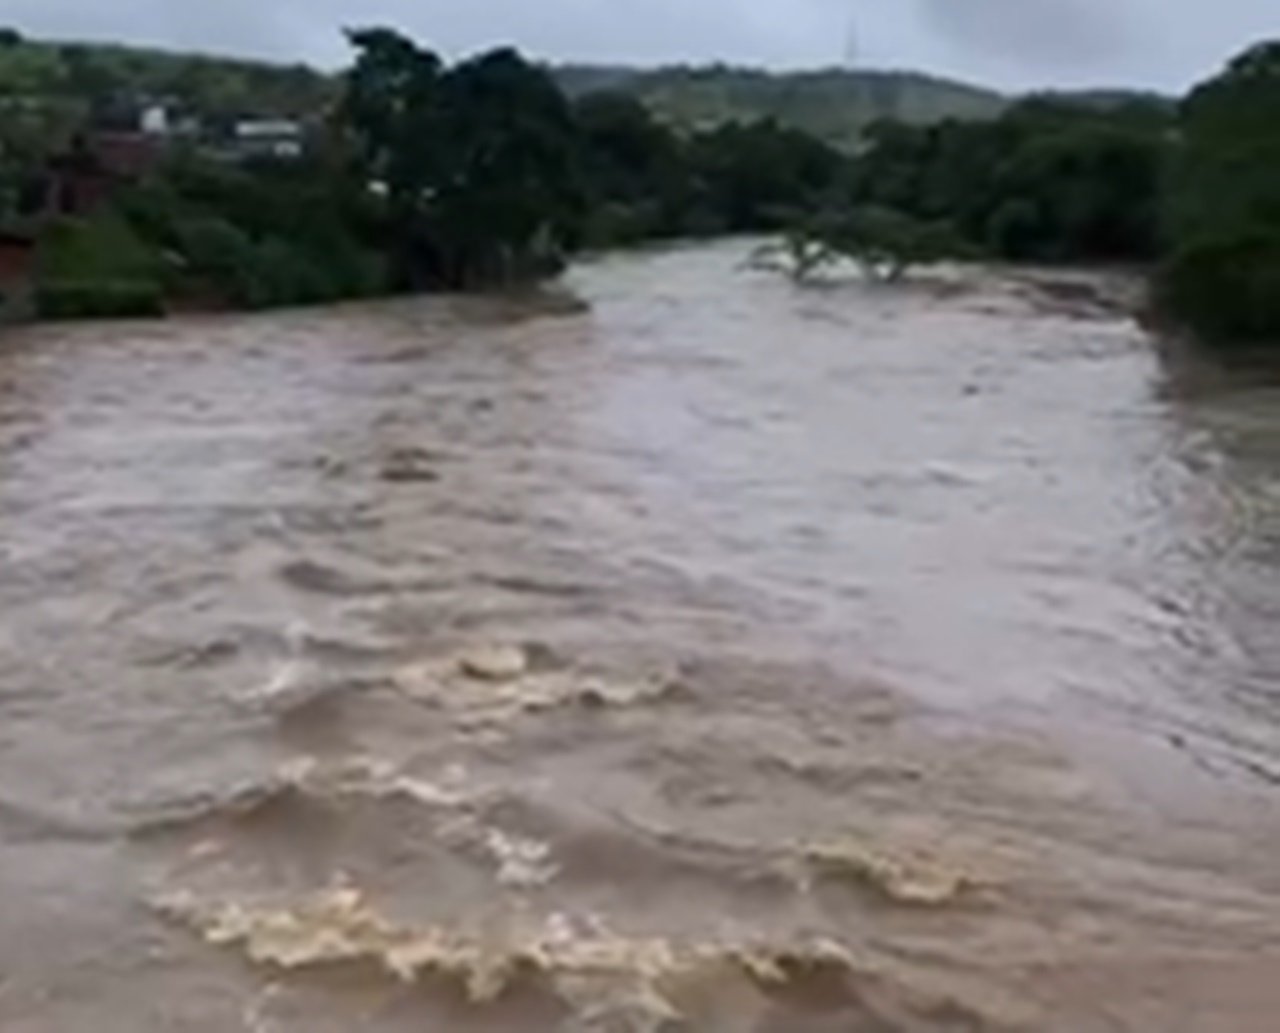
left=174, top=215, right=260, bottom=304
left=581, top=201, right=667, bottom=248
left=1161, top=42, right=1280, bottom=348
left=254, top=237, right=334, bottom=306
left=336, top=247, right=390, bottom=299
left=171, top=212, right=387, bottom=310
left=117, top=179, right=186, bottom=249
left=38, top=211, right=163, bottom=282
left=282, top=235, right=389, bottom=301
left=1160, top=231, right=1280, bottom=344
left=35, top=212, right=165, bottom=319
left=36, top=280, right=164, bottom=319
left=985, top=199, right=1043, bottom=258
left=829, top=205, right=969, bottom=282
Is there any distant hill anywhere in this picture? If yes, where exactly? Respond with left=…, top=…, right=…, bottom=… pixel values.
left=0, top=34, right=334, bottom=126
left=555, top=65, right=1009, bottom=149
left=1027, top=89, right=1178, bottom=114
left=4, top=32, right=1149, bottom=154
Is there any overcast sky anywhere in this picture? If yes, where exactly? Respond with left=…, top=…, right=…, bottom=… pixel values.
left=5, top=0, right=1277, bottom=93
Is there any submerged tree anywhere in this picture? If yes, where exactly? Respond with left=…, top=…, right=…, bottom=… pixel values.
left=831, top=206, right=968, bottom=282
left=753, top=206, right=968, bottom=284
left=748, top=225, right=842, bottom=282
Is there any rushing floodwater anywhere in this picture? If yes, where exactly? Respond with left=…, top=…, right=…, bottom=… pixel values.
left=1, top=242, right=1279, bottom=1032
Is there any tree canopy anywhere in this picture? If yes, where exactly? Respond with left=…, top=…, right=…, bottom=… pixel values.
left=847, top=100, right=1171, bottom=263
left=1158, top=41, right=1280, bottom=345
left=342, top=30, right=582, bottom=287
left=0, top=23, right=1276, bottom=346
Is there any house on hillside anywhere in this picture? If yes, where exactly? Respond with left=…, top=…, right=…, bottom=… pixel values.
left=40, top=132, right=163, bottom=217
left=230, top=118, right=304, bottom=160
left=139, top=103, right=170, bottom=136
left=134, top=100, right=202, bottom=141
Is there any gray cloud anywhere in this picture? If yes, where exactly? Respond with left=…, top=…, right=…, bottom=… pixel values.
left=2, top=0, right=1277, bottom=92
left=915, top=0, right=1132, bottom=65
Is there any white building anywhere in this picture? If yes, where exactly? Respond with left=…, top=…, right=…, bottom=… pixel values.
left=233, top=119, right=305, bottom=160
left=140, top=104, right=170, bottom=136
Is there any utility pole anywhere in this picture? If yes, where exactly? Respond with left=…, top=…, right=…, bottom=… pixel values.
left=843, top=7, right=859, bottom=68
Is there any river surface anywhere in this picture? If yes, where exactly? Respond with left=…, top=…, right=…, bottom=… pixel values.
left=2, top=242, right=1279, bottom=1032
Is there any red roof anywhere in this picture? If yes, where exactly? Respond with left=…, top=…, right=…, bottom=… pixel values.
left=89, top=132, right=163, bottom=178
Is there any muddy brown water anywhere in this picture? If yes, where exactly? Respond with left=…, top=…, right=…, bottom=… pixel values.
left=2, top=242, right=1279, bottom=1032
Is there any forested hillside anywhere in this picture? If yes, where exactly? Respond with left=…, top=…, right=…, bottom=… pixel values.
left=556, top=65, right=1008, bottom=148
left=1, top=30, right=1007, bottom=151
left=0, top=31, right=333, bottom=127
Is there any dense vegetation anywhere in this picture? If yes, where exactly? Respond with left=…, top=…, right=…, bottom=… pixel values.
left=1158, top=43, right=1280, bottom=346
left=846, top=99, right=1172, bottom=263
left=0, top=25, right=1277, bottom=349
left=35, top=209, right=165, bottom=318
left=341, top=30, right=584, bottom=289
left=0, top=31, right=331, bottom=127
left=0, top=28, right=865, bottom=308
left=751, top=207, right=973, bottom=284
left=116, top=157, right=387, bottom=309
left=576, top=90, right=848, bottom=244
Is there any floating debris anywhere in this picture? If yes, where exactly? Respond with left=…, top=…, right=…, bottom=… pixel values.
left=486, top=828, right=560, bottom=888
left=803, top=839, right=975, bottom=906
left=459, top=644, right=530, bottom=682
left=380, top=446, right=445, bottom=483
left=396, top=647, right=680, bottom=721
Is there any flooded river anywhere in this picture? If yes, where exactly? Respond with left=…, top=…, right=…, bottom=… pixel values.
left=2, top=242, right=1279, bottom=1031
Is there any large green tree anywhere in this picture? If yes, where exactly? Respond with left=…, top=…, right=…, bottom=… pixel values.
left=342, top=29, right=582, bottom=288
left=1160, top=41, right=1280, bottom=345
left=687, top=119, right=845, bottom=232
left=573, top=90, right=690, bottom=244
left=430, top=47, right=583, bottom=284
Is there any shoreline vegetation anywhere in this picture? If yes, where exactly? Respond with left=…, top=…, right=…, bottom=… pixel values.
left=0, top=27, right=1277, bottom=351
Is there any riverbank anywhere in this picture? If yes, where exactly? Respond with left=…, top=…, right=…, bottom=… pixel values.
left=0, top=230, right=1154, bottom=329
